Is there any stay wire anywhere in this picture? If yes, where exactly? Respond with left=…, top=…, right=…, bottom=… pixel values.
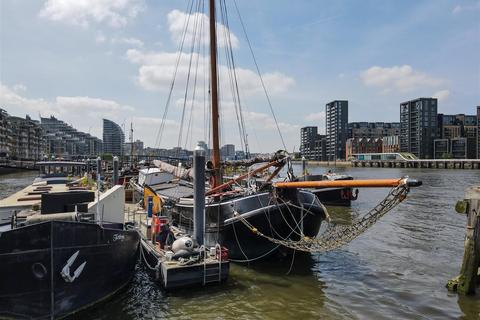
left=232, top=0, right=287, bottom=151
left=184, top=0, right=205, bottom=150
left=223, top=0, right=249, bottom=155
left=177, top=0, right=202, bottom=152
left=155, top=0, right=195, bottom=149
left=219, top=0, right=249, bottom=154
left=219, top=0, right=242, bottom=151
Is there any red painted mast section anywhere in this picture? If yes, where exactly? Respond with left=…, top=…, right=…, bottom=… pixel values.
left=209, top=0, right=221, bottom=188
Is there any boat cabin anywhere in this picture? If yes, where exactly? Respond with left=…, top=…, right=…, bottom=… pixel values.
left=36, top=161, right=87, bottom=184
left=138, top=168, right=175, bottom=186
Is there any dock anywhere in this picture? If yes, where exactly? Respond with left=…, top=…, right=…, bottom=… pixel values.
left=0, top=182, right=77, bottom=224
left=447, top=186, right=480, bottom=295
left=0, top=160, right=38, bottom=173
left=125, top=204, right=229, bottom=290
left=352, top=159, right=480, bottom=169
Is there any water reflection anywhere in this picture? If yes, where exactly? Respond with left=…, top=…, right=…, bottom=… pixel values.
left=2, top=168, right=480, bottom=319
left=325, top=205, right=357, bottom=225
left=458, top=295, right=480, bottom=320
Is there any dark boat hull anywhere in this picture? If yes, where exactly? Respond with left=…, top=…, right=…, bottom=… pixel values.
left=0, top=221, right=139, bottom=319
left=302, top=174, right=357, bottom=206
left=310, top=187, right=355, bottom=206
left=168, top=189, right=326, bottom=262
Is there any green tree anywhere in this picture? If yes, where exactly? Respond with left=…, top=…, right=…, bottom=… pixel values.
left=101, top=153, right=113, bottom=161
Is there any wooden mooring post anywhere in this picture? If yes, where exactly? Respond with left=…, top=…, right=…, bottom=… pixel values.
left=446, top=186, right=480, bottom=295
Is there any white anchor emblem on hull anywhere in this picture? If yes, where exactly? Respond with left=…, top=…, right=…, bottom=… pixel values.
left=61, top=250, right=86, bottom=283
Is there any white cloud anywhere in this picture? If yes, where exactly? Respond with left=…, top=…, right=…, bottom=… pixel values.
left=39, top=0, right=145, bottom=28
left=133, top=117, right=181, bottom=148
left=305, top=111, right=325, bottom=122
left=452, top=5, right=463, bottom=14
left=125, top=9, right=293, bottom=98
left=12, top=84, right=27, bottom=93
left=0, top=82, right=134, bottom=138
left=1, top=82, right=298, bottom=151
left=111, top=37, right=144, bottom=47
left=96, top=33, right=107, bottom=43
left=233, top=68, right=295, bottom=95
left=360, top=65, right=446, bottom=93
left=126, top=49, right=295, bottom=96
left=452, top=3, right=480, bottom=14
left=126, top=49, right=193, bottom=90
left=124, top=39, right=296, bottom=150
left=96, top=34, right=144, bottom=47
left=433, top=89, right=450, bottom=102
left=1, top=83, right=55, bottom=115
left=167, top=9, right=239, bottom=49
left=244, top=111, right=299, bottom=133
left=55, top=96, right=134, bottom=113
left=0, top=82, right=188, bottom=149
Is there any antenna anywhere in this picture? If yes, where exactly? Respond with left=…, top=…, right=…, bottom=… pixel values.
left=130, top=121, right=134, bottom=163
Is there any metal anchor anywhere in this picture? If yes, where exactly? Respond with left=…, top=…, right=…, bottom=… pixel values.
left=61, top=250, right=87, bottom=283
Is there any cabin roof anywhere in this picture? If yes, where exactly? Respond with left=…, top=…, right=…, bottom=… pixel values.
left=139, top=167, right=161, bottom=174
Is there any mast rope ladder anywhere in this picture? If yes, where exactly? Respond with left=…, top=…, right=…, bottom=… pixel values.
left=235, top=183, right=410, bottom=253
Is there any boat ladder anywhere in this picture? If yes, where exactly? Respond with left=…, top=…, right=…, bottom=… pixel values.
left=203, top=244, right=222, bottom=285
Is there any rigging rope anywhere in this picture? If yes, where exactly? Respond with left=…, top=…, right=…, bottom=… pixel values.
left=155, top=0, right=195, bottom=149
left=235, top=182, right=410, bottom=253
left=184, top=0, right=205, bottom=150
left=155, top=0, right=283, bottom=156
left=219, top=0, right=249, bottom=155
left=177, top=0, right=202, bottom=152
left=232, top=0, right=287, bottom=151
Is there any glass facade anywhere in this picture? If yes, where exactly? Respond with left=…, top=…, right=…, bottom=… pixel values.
left=102, top=119, right=125, bottom=157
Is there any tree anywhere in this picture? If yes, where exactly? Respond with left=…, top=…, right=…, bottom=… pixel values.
left=101, top=153, right=113, bottom=161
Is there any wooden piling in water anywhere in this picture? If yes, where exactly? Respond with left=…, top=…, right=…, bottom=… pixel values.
left=447, top=186, right=480, bottom=295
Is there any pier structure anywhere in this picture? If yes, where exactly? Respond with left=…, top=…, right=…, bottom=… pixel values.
left=352, top=159, right=480, bottom=169
left=447, top=186, right=480, bottom=295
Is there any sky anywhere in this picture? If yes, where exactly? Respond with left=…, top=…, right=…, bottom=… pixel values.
left=0, top=0, right=479, bottom=153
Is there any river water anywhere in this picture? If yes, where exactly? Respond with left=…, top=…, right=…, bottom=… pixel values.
left=1, top=167, right=479, bottom=319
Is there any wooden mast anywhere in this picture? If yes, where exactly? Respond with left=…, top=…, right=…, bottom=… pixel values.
left=209, top=0, right=221, bottom=187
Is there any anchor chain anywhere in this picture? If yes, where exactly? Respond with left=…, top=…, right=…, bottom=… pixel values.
left=237, top=183, right=410, bottom=253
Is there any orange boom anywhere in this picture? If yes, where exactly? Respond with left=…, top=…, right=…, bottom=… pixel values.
left=273, top=178, right=422, bottom=189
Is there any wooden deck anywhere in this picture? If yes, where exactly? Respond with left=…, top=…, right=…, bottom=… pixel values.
left=0, top=183, right=73, bottom=208
left=125, top=203, right=229, bottom=290
left=0, top=182, right=94, bottom=223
